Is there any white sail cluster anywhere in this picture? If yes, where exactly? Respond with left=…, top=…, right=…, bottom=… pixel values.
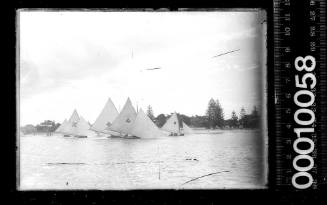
left=56, top=97, right=193, bottom=139
left=107, top=98, right=163, bottom=139
left=55, top=110, right=94, bottom=138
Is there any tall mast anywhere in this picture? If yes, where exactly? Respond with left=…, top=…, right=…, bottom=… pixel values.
left=136, top=101, right=139, bottom=113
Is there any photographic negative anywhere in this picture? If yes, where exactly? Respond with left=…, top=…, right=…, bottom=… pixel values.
left=18, top=10, right=267, bottom=190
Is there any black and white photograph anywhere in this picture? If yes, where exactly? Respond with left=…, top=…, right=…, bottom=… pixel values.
left=18, top=10, right=267, bottom=190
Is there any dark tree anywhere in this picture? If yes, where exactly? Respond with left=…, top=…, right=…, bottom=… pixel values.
left=223, top=119, right=232, bottom=128
left=146, top=105, right=155, bottom=122
left=179, top=114, right=191, bottom=126
left=214, top=99, right=224, bottom=128
left=239, top=107, right=247, bottom=128
left=240, top=107, right=246, bottom=119
left=252, top=106, right=258, bottom=117
left=205, top=98, right=217, bottom=129
left=231, top=110, right=238, bottom=128
left=36, top=120, right=58, bottom=133
left=237, top=106, right=260, bottom=129
left=248, top=106, right=260, bottom=128
left=205, top=98, right=224, bottom=129
left=155, top=114, right=167, bottom=128
left=190, top=115, right=208, bottom=128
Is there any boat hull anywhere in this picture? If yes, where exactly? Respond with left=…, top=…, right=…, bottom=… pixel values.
left=169, top=133, right=184, bottom=136
left=124, top=135, right=140, bottom=139
left=75, top=135, right=87, bottom=138
left=108, top=134, right=139, bottom=139
left=108, top=135, right=121, bottom=138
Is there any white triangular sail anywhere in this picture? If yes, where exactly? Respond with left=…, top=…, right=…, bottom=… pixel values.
left=68, top=109, right=80, bottom=124
left=182, top=122, right=193, bottom=134
left=91, top=98, right=119, bottom=135
left=60, top=120, right=71, bottom=134
left=76, top=116, right=94, bottom=136
left=55, top=119, right=67, bottom=133
left=62, top=110, right=80, bottom=135
left=108, top=98, right=137, bottom=134
left=130, top=109, right=163, bottom=139
left=161, top=112, right=180, bottom=134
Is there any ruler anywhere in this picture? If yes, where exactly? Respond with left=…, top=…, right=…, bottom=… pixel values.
left=273, top=0, right=326, bottom=189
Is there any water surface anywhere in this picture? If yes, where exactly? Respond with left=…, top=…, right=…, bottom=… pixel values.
left=19, top=130, right=266, bottom=190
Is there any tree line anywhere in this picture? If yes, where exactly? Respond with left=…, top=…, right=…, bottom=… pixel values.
left=146, top=98, right=261, bottom=129
left=21, top=120, right=60, bottom=134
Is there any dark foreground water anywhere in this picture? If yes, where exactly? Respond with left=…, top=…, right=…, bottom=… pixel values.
left=19, top=130, right=266, bottom=190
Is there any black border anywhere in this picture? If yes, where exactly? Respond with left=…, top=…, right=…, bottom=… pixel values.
left=6, top=0, right=326, bottom=204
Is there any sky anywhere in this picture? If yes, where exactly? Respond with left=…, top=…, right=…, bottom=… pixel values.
left=19, top=10, right=267, bottom=126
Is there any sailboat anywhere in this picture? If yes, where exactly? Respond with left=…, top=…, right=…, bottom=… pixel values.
left=108, top=97, right=137, bottom=138
left=59, top=109, right=94, bottom=138
left=74, top=116, right=94, bottom=138
left=90, top=97, right=120, bottom=137
left=130, top=108, right=164, bottom=139
left=161, top=113, right=193, bottom=136
left=161, top=112, right=183, bottom=136
left=61, top=110, right=80, bottom=137
left=107, top=98, right=163, bottom=139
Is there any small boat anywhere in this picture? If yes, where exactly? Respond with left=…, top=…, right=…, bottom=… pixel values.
left=161, top=113, right=194, bottom=136
left=161, top=112, right=183, bottom=136
left=57, top=109, right=94, bottom=138
left=59, top=110, right=80, bottom=137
